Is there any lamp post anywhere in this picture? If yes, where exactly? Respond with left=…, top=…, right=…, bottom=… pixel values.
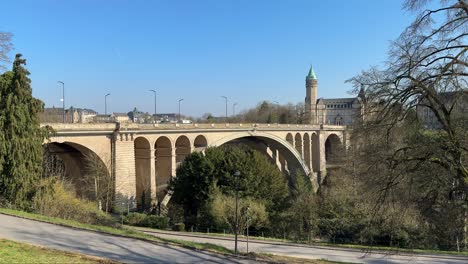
left=246, top=206, right=250, bottom=253
left=233, top=102, right=238, bottom=117
left=178, top=98, right=184, bottom=122
left=149, top=89, right=157, bottom=118
left=105, top=93, right=111, bottom=115
left=221, top=96, right=228, bottom=122
left=58, top=81, right=65, bottom=123
left=273, top=101, right=280, bottom=123
left=233, top=170, right=240, bottom=255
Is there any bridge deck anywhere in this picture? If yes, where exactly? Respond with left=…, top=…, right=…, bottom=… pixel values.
left=42, top=122, right=346, bottom=133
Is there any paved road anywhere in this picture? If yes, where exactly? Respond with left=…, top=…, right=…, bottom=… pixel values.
left=0, top=214, right=256, bottom=264
left=138, top=229, right=468, bottom=264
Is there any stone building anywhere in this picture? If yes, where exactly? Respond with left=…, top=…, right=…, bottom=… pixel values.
left=40, top=107, right=97, bottom=123
left=304, top=66, right=365, bottom=125
left=416, top=90, right=467, bottom=129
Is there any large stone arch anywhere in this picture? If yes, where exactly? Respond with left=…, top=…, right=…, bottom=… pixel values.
left=134, top=137, right=151, bottom=210
left=155, top=136, right=172, bottom=202
left=211, top=131, right=310, bottom=177
left=42, top=141, right=111, bottom=209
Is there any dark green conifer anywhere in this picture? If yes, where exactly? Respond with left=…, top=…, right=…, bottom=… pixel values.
left=0, top=54, right=47, bottom=209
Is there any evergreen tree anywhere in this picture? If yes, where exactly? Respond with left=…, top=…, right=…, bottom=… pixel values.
left=0, top=54, right=47, bottom=209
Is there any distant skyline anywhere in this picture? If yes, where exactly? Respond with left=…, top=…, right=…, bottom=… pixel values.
left=1, top=0, right=414, bottom=117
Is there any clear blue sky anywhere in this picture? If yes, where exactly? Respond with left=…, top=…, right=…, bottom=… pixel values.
left=1, top=0, right=414, bottom=117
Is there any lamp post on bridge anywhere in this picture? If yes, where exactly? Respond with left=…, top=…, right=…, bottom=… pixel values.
left=233, top=102, right=238, bottom=117
left=178, top=98, right=184, bottom=122
left=221, top=96, right=228, bottom=122
left=273, top=101, right=280, bottom=123
left=105, top=93, right=111, bottom=115
left=149, top=89, right=157, bottom=120
left=58, top=81, right=65, bottom=123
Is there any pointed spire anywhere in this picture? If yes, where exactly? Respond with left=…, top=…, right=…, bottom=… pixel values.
left=307, top=65, right=317, bottom=79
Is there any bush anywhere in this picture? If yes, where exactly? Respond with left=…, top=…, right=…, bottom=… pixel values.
left=123, top=213, right=147, bottom=226
left=140, top=215, right=169, bottom=229
left=33, top=180, right=117, bottom=227
left=173, top=223, right=185, bottom=231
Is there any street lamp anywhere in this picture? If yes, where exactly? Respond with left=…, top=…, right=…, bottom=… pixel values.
left=221, top=96, right=228, bottom=122
left=233, top=102, right=238, bottom=117
left=58, top=81, right=65, bottom=123
left=233, top=170, right=241, bottom=255
left=105, top=93, right=111, bottom=115
left=273, top=101, right=280, bottom=123
left=178, top=98, right=184, bottom=122
left=246, top=206, right=250, bottom=253
left=149, top=89, right=157, bottom=119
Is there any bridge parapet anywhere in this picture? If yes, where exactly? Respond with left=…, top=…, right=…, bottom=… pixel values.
left=42, top=122, right=346, bottom=132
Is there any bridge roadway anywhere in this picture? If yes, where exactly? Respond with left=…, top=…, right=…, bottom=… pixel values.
left=43, top=122, right=347, bottom=209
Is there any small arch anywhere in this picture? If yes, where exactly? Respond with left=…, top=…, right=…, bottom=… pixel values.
left=155, top=136, right=172, bottom=202
left=311, top=133, right=320, bottom=173
left=303, top=133, right=311, bottom=170
left=134, top=137, right=151, bottom=210
left=325, top=134, right=342, bottom=163
left=286, top=133, right=293, bottom=146
left=194, top=135, right=208, bottom=152
left=294, top=133, right=303, bottom=156
left=175, top=135, right=191, bottom=165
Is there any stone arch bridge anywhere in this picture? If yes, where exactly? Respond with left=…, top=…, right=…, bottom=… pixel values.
left=43, top=123, right=347, bottom=209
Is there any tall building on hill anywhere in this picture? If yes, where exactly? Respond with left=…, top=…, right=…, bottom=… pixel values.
left=304, top=66, right=365, bottom=126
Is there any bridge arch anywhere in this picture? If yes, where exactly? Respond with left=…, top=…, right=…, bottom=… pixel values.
left=294, top=133, right=302, bottom=156
left=211, top=131, right=310, bottom=177
left=325, top=133, right=342, bottom=162
left=303, top=133, right=311, bottom=170
left=311, top=133, right=320, bottom=172
left=155, top=136, right=172, bottom=202
left=134, top=136, right=151, bottom=210
left=193, top=135, right=208, bottom=152
left=175, top=135, right=191, bottom=166
left=42, top=141, right=110, bottom=208
left=286, top=133, right=293, bottom=146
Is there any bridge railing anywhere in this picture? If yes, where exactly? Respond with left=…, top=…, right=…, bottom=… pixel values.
left=41, top=122, right=346, bottom=131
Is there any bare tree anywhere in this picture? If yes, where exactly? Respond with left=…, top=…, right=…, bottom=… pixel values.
left=347, top=0, right=467, bottom=250
left=80, top=152, right=115, bottom=212
left=0, top=32, right=12, bottom=69
left=348, top=0, right=468, bottom=185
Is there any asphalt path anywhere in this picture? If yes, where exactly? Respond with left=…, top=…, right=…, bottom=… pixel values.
left=0, top=214, right=256, bottom=264
left=138, top=228, right=468, bottom=264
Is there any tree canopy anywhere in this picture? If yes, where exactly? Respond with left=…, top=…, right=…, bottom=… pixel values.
left=169, top=145, right=289, bottom=228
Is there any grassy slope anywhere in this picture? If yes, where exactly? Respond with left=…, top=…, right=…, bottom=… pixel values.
left=0, top=239, right=119, bottom=264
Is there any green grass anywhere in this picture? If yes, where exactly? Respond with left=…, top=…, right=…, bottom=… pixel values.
left=0, top=239, right=119, bottom=264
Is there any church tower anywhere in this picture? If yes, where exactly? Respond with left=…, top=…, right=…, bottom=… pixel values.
left=305, top=66, right=318, bottom=124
